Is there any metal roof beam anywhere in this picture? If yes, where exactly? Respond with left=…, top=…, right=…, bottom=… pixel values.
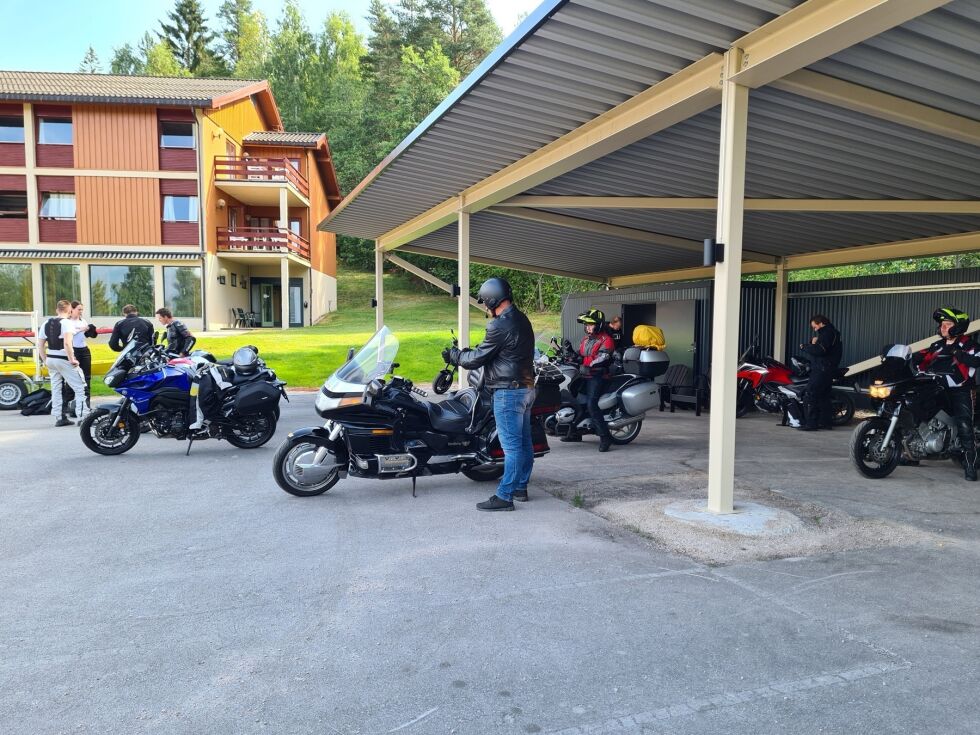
left=486, top=206, right=776, bottom=264
left=496, top=196, right=980, bottom=213
left=609, top=230, right=980, bottom=287
left=385, top=253, right=488, bottom=314
left=399, top=244, right=606, bottom=283
left=375, top=53, right=725, bottom=251
left=771, top=68, right=980, bottom=147
left=730, top=0, right=952, bottom=88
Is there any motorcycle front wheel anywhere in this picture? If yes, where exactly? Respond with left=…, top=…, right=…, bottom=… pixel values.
left=273, top=437, right=341, bottom=496
left=462, top=463, right=505, bottom=482
left=80, top=408, right=141, bottom=455
left=224, top=411, right=277, bottom=449
left=850, top=418, right=900, bottom=478
left=735, top=384, right=754, bottom=418
left=432, top=369, right=454, bottom=395
left=832, top=393, right=856, bottom=426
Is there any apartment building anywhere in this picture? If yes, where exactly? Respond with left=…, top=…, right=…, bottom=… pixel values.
left=0, top=71, right=341, bottom=331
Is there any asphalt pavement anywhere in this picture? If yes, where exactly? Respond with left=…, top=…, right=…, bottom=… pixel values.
left=2, top=394, right=979, bottom=734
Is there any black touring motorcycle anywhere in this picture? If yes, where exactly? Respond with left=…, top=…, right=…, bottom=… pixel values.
left=272, top=327, right=560, bottom=497
left=851, top=344, right=980, bottom=478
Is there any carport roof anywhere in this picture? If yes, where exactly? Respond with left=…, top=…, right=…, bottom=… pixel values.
left=320, top=0, right=980, bottom=285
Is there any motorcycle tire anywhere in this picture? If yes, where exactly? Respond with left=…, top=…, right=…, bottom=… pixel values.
left=832, top=393, right=856, bottom=426
left=609, top=420, right=642, bottom=445
left=735, top=386, right=754, bottom=418
left=224, top=411, right=277, bottom=449
left=273, top=436, right=341, bottom=496
left=544, top=414, right=558, bottom=436
left=432, top=370, right=454, bottom=395
left=462, top=463, right=505, bottom=482
left=80, top=408, right=141, bottom=456
left=850, top=418, right=900, bottom=479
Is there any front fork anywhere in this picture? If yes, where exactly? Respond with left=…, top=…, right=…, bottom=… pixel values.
left=107, top=398, right=132, bottom=434
left=880, top=403, right=901, bottom=448
left=312, top=420, right=344, bottom=464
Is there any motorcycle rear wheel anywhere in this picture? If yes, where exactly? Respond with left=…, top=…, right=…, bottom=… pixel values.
left=735, top=386, right=755, bottom=418
left=832, top=393, right=856, bottom=426
left=80, top=408, right=141, bottom=456
left=850, top=418, right=900, bottom=479
left=462, top=463, right=505, bottom=482
left=273, top=437, right=341, bottom=496
left=224, top=411, right=277, bottom=449
left=609, top=420, right=642, bottom=445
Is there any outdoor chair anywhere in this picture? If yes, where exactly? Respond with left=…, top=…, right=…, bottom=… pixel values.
left=235, top=308, right=257, bottom=328
left=659, top=364, right=706, bottom=416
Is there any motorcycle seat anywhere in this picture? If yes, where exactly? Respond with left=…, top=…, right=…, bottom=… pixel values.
left=426, top=391, right=476, bottom=433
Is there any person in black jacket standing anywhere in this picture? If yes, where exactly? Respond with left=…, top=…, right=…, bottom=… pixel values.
left=444, top=277, right=536, bottom=512
left=799, top=314, right=842, bottom=431
left=109, top=304, right=155, bottom=352
left=155, top=307, right=196, bottom=356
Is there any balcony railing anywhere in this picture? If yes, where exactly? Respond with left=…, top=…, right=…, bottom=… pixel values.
left=214, top=156, right=309, bottom=198
left=216, top=227, right=310, bottom=260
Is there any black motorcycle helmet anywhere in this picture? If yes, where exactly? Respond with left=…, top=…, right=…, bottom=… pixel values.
left=233, top=346, right=260, bottom=375
left=577, top=308, right=606, bottom=333
left=933, top=307, right=970, bottom=336
left=477, top=277, right=513, bottom=312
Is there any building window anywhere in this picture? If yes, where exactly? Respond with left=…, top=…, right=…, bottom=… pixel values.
left=41, top=264, right=80, bottom=314
left=160, top=121, right=195, bottom=149
left=0, top=192, right=27, bottom=218
left=89, top=265, right=154, bottom=317
left=162, top=195, right=198, bottom=222
left=0, top=116, right=24, bottom=144
left=0, top=263, right=32, bottom=311
left=231, top=273, right=237, bottom=287
left=163, top=266, right=202, bottom=317
left=38, top=117, right=73, bottom=145
left=39, top=192, right=76, bottom=220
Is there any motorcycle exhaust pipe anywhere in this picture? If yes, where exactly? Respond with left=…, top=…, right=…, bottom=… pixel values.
left=606, top=413, right=644, bottom=429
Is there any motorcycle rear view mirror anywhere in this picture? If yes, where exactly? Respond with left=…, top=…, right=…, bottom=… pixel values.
left=364, top=379, right=383, bottom=405
left=346, top=347, right=356, bottom=362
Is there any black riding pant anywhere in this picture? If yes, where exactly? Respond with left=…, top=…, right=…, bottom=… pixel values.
left=583, top=376, right=611, bottom=439
left=804, top=367, right=833, bottom=429
left=75, top=346, right=92, bottom=408
left=946, top=388, right=976, bottom=454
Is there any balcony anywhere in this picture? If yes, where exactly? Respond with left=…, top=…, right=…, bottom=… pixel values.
left=214, top=156, right=309, bottom=207
left=216, top=227, right=310, bottom=260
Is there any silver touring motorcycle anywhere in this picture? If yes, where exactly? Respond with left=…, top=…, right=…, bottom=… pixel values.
left=272, top=327, right=559, bottom=497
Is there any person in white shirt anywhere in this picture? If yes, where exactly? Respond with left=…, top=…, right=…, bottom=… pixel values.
left=67, top=300, right=98, bottom=411
left=36, top=299, right=89, bottom=427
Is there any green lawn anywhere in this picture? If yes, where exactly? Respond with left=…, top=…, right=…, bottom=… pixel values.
left=89, top=268, right=562, bottom=395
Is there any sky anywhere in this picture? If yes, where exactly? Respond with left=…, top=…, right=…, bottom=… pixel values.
left=0, top=0, right=539, bottom=73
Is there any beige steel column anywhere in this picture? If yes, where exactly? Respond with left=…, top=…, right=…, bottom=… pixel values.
left=773, top=258, right=789, bottom=362
left=374, top=247, right=384, bottom=332
left=707, top=50, right=749, bottom=515
left=30, top=262, right=43, bottom=315
left=457, top=208, right=470, bottom=385
left=280, top=257, right=290, bottom=331
left=153, top=265, right=165, bottom=312
left=23, top=104, right=39, bottom=245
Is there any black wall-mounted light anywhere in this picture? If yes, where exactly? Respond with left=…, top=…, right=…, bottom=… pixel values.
left=217, top=275, right=227, bottom=285
left=371, top=298, right=378, bottom=308
left=451, top=283, right=461, bottom=297
left=703, top=238, right=725, bottom=267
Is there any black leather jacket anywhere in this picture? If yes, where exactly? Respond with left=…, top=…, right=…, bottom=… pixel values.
left=802, top=323, right=842, bottom=371
left=165, top=320, right=196, bottom=356
left=458, top=304, right=535, bottom=388
left=109, top=314, right=155, bottom=352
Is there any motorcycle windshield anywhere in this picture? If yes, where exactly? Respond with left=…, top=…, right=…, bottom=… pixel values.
left=327, top=326, right=399, bottom=391
left=108, top=340, right=139, bottom=371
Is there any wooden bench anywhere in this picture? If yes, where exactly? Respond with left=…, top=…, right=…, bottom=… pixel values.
left=658, top=364, right=707, bottom=416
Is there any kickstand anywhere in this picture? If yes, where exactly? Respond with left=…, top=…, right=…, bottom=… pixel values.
left=185, top=436, right=195, bottom=456
left=411, top=473, right=417, bottom=498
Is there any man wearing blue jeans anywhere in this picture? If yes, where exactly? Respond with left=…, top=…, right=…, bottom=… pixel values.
left=444, top=277, right=536, bottom=512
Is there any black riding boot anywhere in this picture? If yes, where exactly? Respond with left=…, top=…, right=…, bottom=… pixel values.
left=966, top=450, right=978, bottom=482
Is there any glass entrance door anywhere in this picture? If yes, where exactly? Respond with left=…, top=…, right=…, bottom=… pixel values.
left=260, top=283, right=275, bottom=327
left=289, top=283, right=302, bottom=327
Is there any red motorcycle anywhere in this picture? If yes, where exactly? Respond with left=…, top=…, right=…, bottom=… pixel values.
left=736, top=342, right=855, bottom=425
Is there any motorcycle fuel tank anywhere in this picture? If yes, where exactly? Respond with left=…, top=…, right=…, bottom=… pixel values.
left=620, top=381, right=660, bottom=416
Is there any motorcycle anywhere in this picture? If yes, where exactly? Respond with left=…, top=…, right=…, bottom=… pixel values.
left=272, top=326, right=560, bottom=497
left=431, top=329, right=459, bottom=394
left=851, top=344, right=979, bottom=478
left=542, top=337, right=669, bottom=445
left=736, top=342, right=855, bottom=426
left=78, top=339, right=286, bottom=455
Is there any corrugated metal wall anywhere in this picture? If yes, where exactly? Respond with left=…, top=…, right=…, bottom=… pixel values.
left=564, top=269, right=980, bottom=373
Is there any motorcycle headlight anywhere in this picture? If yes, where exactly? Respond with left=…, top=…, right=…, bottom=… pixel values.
left=869, top=383, right=892, bottom=399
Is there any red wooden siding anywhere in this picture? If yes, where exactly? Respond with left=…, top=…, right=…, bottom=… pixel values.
left=159, top=148, right=196, bottom=171
left=37, top=175, right=75, bottom=192
left=0, top=143, right=25, bottom=166
left=36, top=145, right=74, bottom=167
left=0, top=220, right=28, bottom=242
left=162, top=222, right=198, bottom=246
left=158, top=108, right=196, bottom=122
left=39, top=219, right=76, bottom=243
left=0, top=174, right=26, bottom=189
left=159, top=179, right=198, bottom=196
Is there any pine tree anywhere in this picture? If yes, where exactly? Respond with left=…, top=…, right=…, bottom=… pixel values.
left=428, top=0, right=501, bottom=74
left=160, top=0, right=220, bottom=75
left=264, top=0, right=317, bottom=128
left=109, top=44, right=143, bottom=75
left=217, top=0, right=270, bottom=77
left=78, top=46, right=101, bottom=74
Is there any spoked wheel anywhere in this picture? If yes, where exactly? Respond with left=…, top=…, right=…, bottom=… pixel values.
left=0, top=379, right=27, bottom=410
left=850, top=418, right=900, bottom=479
left=432, top=369, right=454, bottom=395
left=832, top=393, right=856, bottom=426
left=273, top=437, right=341, bottom=496
left=608, top=419, right=642, bottom=445
left=224, top=411, right=277, bottom=449
left=80, top=408, right=141, bottom=455
left=462, top=463, right=505, bottom=482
